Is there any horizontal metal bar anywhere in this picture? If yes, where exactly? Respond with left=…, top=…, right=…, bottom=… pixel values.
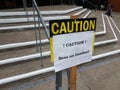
left=0, top=23, right=49, bottom=31
left=110, top=17, right=120, bottom=33
left=0, top=7, right=82, bottom=16
left=96, top=13, right=106, bottom=36
left=105, top=15, right=118, bottom=40
left=73, top=9, right=87, bottom=16
left=0, top=49, right=120, bottom=85
left=78, top=52, right=120, bottom=72
left=0, top=16, right=70, bottom=24
left=83, top=11, right=91, bottom=18
left=0, top=39, right=49, bottom=50
left=0, top=51, right=50, bottom=65
left=0, top=66, right=55, bottom=85
left=95, top=39, right=117, bottom=46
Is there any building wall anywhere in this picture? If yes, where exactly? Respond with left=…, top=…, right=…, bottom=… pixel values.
left=0, top=0, right=120, bottom=12
left=108, top=0, right=120, bottom=12
left=0, top=0, right=73, bottom=9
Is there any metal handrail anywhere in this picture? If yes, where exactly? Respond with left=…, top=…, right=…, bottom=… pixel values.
left=85, top=0, right=98, bottom=9
left=32, top=0, right=50, bottom=66
left=23, top=0, right=29, bottom=22
left=23, top=0, right=50, bottom=66
left=32, top=0, right=50, bottom=40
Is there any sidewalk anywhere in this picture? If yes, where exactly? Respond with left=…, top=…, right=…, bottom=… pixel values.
left=25, top=55, right=120, bottom=90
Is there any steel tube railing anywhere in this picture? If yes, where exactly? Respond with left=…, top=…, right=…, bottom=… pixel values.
left=32, top=0, right=50, bottom=40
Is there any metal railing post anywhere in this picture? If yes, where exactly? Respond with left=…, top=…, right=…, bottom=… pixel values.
left=23, top=0, right=29, bottom=23
left=32, top=0, right=50, bottom=40
left=32, top=0, right=47, bottom=66
left=32, top=1, right=39, bottom=51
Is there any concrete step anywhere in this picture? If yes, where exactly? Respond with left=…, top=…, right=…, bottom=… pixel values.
left=0, top=10, right=119, bottom=65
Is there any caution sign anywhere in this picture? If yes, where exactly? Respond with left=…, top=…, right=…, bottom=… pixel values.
left=50, top=18, right=96, bottom=72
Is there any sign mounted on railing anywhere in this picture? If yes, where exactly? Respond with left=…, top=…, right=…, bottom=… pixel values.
left=50, top=18, right=96, bottom=72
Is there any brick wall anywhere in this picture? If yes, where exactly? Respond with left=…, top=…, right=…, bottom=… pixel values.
left=108, top=0, right=120, bottom=12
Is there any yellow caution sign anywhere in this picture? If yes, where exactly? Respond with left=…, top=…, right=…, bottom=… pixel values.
left=49, top=18, right=96, bottom=72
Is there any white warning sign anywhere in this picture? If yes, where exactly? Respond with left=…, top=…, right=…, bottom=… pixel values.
left=50, top=18, right=96, bottom=72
